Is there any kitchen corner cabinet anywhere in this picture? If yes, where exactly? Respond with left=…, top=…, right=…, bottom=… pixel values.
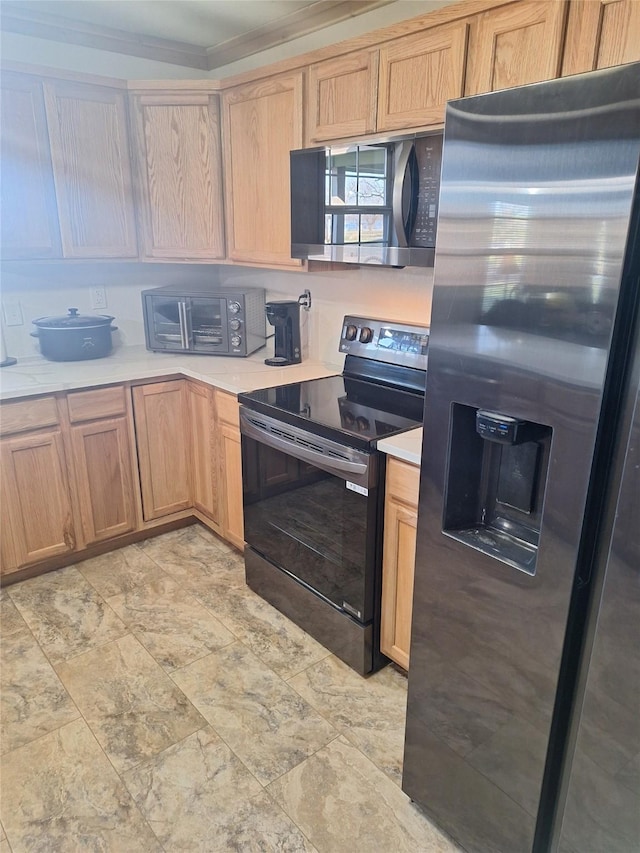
left=187, top=380, right=219, bottom=523
left=306, top=50, right=379, bottom=144
left=130, top=92, right=225, bottom=260
left=222, top=74, right=304, bottom=267
left=65, top=386, right=137, bottom=545
left=216, top=390, right=244, bottom=550
left=377, top=21, right=468, bottom=132
left=0, top=72, right=62, bottom=260
left=0, top=397, right=76, bottom=575
left=562, top=0, right=640, bottom=76
left=381, top=458, right=420, bottom=670
left=465, top=0, right=567, bottom=95
left=132, top=380, right=192, bottom=521
left=43, top=79, right=138, bottom=258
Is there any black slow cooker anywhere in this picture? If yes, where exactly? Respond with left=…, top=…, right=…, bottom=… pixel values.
left=31, top=308, right=117, bottom=361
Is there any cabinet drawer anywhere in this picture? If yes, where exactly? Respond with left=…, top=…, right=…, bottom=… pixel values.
left=386, top=458, right=420, bottom=506
left=0, top=396, right=59, bottom=436
left=216, top=390, right=239, bottom=428
left=66, top=385, right=127, bottom=422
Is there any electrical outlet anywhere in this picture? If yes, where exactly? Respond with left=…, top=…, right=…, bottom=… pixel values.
left=91, top=286, right=107, bottom=310
left=2, top=300, right=23, bottom=326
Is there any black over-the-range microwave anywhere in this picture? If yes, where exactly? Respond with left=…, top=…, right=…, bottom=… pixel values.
left=290, top=131, right=443, bottom=268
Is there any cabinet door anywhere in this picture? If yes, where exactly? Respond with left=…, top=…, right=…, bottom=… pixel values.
left=131, top=93, right=225, bottom=260
left=132, top=381, right=192, bottom=521
left=222, top=74, right=303, bottom=267
left=1, top=430, right=76, bottom=570
left=187, top=381, right=219, bottom=523
left=377, top=22, right=468, bottom=132
left=43, top=80, right=138, bottom=258
left=562, top=0, right=640, bottom=75
left=216, top=391, right=244, bottom=549
left=380, top=459, right=420, bottom=670
left=465, top=0, right=568, bottom=95
left=70, top=416, right=137, bottom=544
left=306, top=51, right=378, bottom=143
left=0, top=72, right=61, bottom=259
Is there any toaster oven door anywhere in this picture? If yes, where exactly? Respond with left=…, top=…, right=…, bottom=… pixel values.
left=144, top=295, right=229, bottom=353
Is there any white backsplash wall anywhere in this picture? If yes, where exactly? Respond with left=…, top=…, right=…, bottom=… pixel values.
left=0, top=261, right=433, bottom=365
left=218, top=264, right=434, bottom=368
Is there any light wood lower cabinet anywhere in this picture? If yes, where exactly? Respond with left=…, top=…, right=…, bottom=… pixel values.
left=132, top=380, right=192, bottom=521
left=1, top=428, right=76, bottom=572
left=187, top=380, right=219, bottom=523
left=216, top=390, right=244, bottom=550
left=65, top=386, right=138, bottom=546
left=381, top=457, right=420, bottom=670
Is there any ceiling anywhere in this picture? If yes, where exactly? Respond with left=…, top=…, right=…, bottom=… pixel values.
left=0, top=0, right=410, bottom=71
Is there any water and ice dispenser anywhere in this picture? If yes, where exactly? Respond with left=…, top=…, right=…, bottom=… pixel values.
left=443, top=405, right=552, bottom=575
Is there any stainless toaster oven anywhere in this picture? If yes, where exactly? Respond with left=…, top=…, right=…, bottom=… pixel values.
left=142, top=285, right=266, bottom=356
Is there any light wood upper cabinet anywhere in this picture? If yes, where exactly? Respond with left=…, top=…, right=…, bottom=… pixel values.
left=306, top=50, right=378, bottom=144
left=381, top=458, right=420, bottom=670
left=132, top=380, right=192, bottom=521
left=130, top=92, right=225, bottom=260
left=222, top=74, right=303, bottom=267
left=465, top=0, right=568, bottom=95
left=0, top=72, right=62, bottom=260
left=1, top=429, right=77, bottom=572
left=562, top=0, right=640, bottom=76
left=216, top=390, right=244, bottom=550
left=187, top=380, right=219, bottom=524
left=377, top=21, right=469, bottom=132
left=43, top=79, right=138, bottom=258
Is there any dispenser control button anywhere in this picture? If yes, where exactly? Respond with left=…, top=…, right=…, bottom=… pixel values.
left=345, top=324, right=358, bottom=341
left=359, top=327, right=373, bottom=344
left=228, top=301, right=241, bottom=315
left=476, top=410, right=523, bottom=444
left=230, top=335, right=242, bottom=348
left=229, top=319, right=241, bottom=331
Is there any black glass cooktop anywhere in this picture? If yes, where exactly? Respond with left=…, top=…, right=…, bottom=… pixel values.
left=238, top=374, right=424, bottom=449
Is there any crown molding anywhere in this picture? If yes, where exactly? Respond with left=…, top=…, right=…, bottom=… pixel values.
left=0, top=0, right=395, bottom=72
left=205, top=0, right=395, bottom=69
left=0, top=2, right=210, bottom=70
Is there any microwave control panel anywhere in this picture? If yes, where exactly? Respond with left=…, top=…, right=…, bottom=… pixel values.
left=411, top=134, right=443, bottom=249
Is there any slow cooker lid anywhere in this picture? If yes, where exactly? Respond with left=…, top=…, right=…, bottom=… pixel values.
left=32, top=308, right=115, bottom=329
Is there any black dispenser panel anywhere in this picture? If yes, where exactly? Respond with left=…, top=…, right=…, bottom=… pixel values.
left=443, top=404, right=552, bottom=575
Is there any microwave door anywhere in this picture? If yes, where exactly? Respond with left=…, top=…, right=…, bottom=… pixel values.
left=190, top=297, right=229, bottom=353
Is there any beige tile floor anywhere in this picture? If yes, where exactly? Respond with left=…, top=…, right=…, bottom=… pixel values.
left=1, top=524, right=460, bottom=853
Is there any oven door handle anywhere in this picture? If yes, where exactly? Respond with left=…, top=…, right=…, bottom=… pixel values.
left=240, top=410, right=371, bottom=486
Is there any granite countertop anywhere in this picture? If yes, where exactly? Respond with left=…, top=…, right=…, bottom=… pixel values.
left=377, top=427, right=423, bottom=466
left=0, top=344, right=340, bottom=401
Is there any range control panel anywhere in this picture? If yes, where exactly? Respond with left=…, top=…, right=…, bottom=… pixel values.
left=339, top=315, right=429, bottom=370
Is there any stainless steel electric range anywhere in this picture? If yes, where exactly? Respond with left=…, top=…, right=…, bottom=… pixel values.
left=238, top=315, right=429, bottom=674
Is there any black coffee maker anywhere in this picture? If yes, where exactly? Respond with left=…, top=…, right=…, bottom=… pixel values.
left=264, top=301, right=302, bottom=366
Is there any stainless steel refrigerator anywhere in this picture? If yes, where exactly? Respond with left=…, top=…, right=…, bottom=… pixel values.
left=402, top=62, right=640, bottom=853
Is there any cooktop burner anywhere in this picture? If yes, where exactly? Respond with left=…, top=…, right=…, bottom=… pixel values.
left=238, top=315, right=429, bottom=450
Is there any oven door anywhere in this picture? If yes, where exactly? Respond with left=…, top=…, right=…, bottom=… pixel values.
left=240, top=407, right=379, bottom=623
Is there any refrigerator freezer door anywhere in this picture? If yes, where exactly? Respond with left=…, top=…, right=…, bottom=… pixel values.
left=402, top=63, right=640, bottom=852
